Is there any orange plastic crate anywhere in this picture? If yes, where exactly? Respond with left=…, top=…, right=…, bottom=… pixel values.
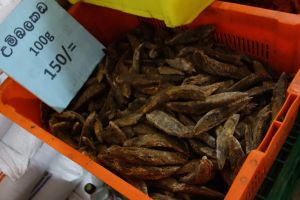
left=1, top=1, right=300, bottom=199
left=220, top=0, right=300, bottom=15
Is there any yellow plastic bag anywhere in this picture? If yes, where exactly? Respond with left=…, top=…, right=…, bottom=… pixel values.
left=68, top=0, right=215, bottom=27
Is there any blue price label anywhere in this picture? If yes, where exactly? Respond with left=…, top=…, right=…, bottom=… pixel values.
left=0, top=0, right=105, bottom=112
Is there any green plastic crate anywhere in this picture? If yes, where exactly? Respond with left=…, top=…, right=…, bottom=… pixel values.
left=255, top=112, right=300, bottom=200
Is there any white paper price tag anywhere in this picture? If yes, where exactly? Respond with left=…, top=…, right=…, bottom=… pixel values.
left=0, top=0, right=105, bottom=112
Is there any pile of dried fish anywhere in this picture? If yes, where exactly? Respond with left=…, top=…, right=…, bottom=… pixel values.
left=41, top=24, right=290, bottom=200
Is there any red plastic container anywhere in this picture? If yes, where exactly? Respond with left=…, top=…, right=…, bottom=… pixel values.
left=221, top=0, right=300, bottom=15
left=1, top=1, right=300, bottom=199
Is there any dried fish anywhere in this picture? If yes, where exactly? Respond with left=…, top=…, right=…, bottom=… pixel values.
left=177, top=113, right=195, bottom=126
left=178, top=156, right=215, bottom=185
left=165, top=85, right=207, bottom=101
left=152, top=178, right=224, bottom=199
left=206, top=92, right=248, bottom=106
left=103, top=146, right=187, bottom=166
left=252, top=60, right=272, bottom=79
left=81, top=136, right=96, bottom=151
left=137, top=88, right=172, bottom=114
left=80, top=111, right=97, bottom=142
left=122, top=126, right=136, bottom=139
left=167, top=92, right=248, bottom=114
left=182, top=74, right=219, bottom=86
left=146, top=110, right=193, bottom=138
left=85, top=77, right=98, bottom=87
left=123, top=133, right=187, bottom=154
left=94, top=118, right=103, bottom=143
left=234, top=122, right=246, bottom=140
left=122, top=74, right=169, bottom=86
left=87, top=96, right=105, bottom=112
left=97, top=144, right=108, bottom=155
left=98, top=153, right=179, bottom=180
left=127, top=33, right=141, bottom=49
left=176, top=159, right=199, bottom=175
left=104, top=43, right=118, bottom=73
left=252, top=105, right=271, bottom=149
left=195, top=132, right=216, bottom=148
left=126, top=59, right=162, bottom=66
left=203, top=48, right=246, bottom=67
left=228, top=135, right=245, bottom=173
left=140, top=66, right=159, bottom=76
left=71, top=83, right=106, bottom=110
left=115, top=53, right=131, bottom=99
left=198, top=80, right=235, bottom=96
left=190, top=113, right=206, bottom=124
left=50, top=121, right=73, bottom=135
left=239, top=102, right=258, bottom=116
left=221, top=166, right=235, bottom=186
left=225, top=73, right=263, bottom=92
left=132, top=123, right=160, bottom=136
left=193, top=97, right=251, bottom=136
left=263, top=81, right=274, bottom=88
left=165, top=58, right=195, bottom=74
left=178, top=46, right=201, bottom=57
left=193, top=51, right=250, bottom=79
left=106, top=73, right=128, bottom=107
left=102, top=121, right=127, bottom=145
left=166, top=25, right=216, bottom=45
left=221, top=114, right=240, bottom=137
left=246, top=84, right=273, bottom=97
left=95, top=62, right=106, bottom=83
left=127, top=97, right=147, bottom=112
left=130, top=43, right=144, bottom=73
left=51, top=111, right=84, bottom=124
left=113, top=113, right=143, bottom=127
left=72, top=121, right=82, bottom=135
left=216, top=114, right=240, bottom=169
left=243, top=116, right=255, bottom=153
left=149, top=48, right=159, bottom=59
left=189, top=139, right=217, bottom=159
left=271, top=72, right=288, bottom=120
left=98, top=90, right=113, bottom=119
left=135, top=84, right=160, bottom=95
left=158, top=66, right=185, bottom=75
